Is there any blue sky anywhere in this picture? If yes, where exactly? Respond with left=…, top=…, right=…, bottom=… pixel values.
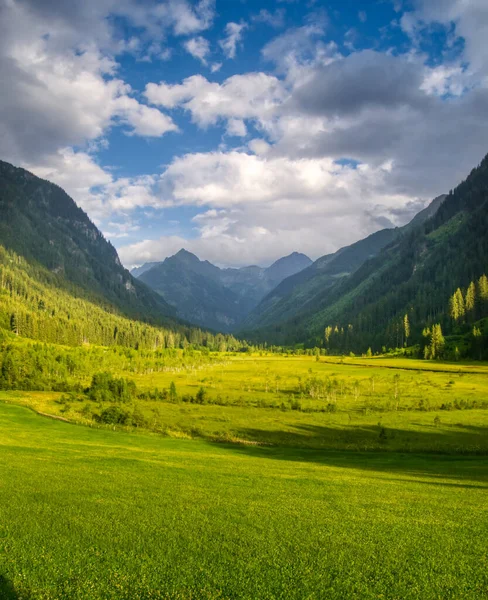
left=1, top=0, right=487, bottom=267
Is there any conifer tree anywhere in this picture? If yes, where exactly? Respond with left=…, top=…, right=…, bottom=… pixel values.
left=465, top=281, right=476, bottom=313
left=430, top=324, right=445, bottom=359
left=455, top=288, right=465, bottom=319
left=479, top=275, right=488, bottom=303
left=403, top=314, right=410, bottom=346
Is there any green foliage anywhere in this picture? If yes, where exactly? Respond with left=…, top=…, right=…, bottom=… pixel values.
left=423, top=324, right=445, bottom=360
left=98, top=405, right=131, bottom=425
left=0, top=243, right=244, bottom=351
left=0, top=160, right=180, bottom=325
left=88, top=372, right=137, bottom=403
left=195, top=386, right=207, bottom=404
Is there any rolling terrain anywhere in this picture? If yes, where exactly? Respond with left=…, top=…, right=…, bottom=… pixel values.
left=1, top=354, right=487, bottom=599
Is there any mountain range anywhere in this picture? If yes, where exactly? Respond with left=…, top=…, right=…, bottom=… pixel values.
left=133, top=250, right=312, bottom=331
left=239, top=154, right=488, bottom=352
left=240, top=195, right=447, bottom=335
left=0, top=152, right=487, bottom=358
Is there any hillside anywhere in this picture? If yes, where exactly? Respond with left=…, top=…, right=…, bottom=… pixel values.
left=137, top=250, right=312, bottom=331
left=241, top=195, right=446, bottom=334
left=0, top=160, right=176, bottom=325
left=241, top=154, right=488, bottom=353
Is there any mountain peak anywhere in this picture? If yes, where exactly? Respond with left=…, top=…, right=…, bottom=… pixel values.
left=174, top=248, right=199, bottom=260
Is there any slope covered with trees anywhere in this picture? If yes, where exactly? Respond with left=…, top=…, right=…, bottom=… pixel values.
left=240, top=196, right=446, bottom=335
left=241, top=155, right=488, bottom=359
left=0, top=160, right=176, bottom=325
left=0, top=243, right=242, bottom=351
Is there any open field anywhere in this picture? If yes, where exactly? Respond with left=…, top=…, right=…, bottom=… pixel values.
left=1, top=401, right=487, bottom=600
left=2, top=355, right=488, bottom=598
left=4, top=354, right=488, bottom=453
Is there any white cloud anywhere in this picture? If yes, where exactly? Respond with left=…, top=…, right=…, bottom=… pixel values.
left=226, top=119, right=247, bottom=137
left=403, top=0, right=488, bottom=76
left=116, top=150, right=421, bottom=268
left=4, top=0, right=488, bottom=272
left=114, top=96, right=179, bottom=137
left=0, top=0, right=180, bottom=167
left=252, top=9, right=286, bottom=29
left=420, top=65, right=466, bottom=96
left=219, top=21, right=247, bottom=59
left=145, top=72, right=285, bottom=128
left=183, top=36, right=211, bottom=65
left=261, top=22, right=336, bottom=80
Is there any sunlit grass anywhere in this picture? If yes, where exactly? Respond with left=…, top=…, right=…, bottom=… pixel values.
left=5, top=355, right=488, bottom=453
left=0, top=402, right=487, bottom=599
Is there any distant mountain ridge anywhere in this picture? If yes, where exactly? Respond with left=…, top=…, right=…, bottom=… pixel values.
left=241, top=195, right=447, bottom=333
left=134, top=250, right=312, bottom=331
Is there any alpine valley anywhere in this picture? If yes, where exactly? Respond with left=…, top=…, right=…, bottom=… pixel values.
left=132, top=249, right=312, bottom=331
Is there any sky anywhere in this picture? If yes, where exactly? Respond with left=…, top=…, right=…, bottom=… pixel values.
left=1, top=0, right=488, bottom=269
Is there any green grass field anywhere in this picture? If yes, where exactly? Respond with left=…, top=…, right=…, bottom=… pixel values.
left=5, top=354, right=488, bottom=453
left=1, top=355, right=488, bottom=599
left=1, top=402, right=487, bottom=600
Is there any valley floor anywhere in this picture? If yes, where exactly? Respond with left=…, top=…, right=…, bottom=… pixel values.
left=1, top=355, right=487, bottom=598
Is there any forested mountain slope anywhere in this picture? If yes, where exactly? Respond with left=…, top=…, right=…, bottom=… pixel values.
left=241, top=195, right=446, bottom=333
left=0, top=160, right=176, bottom=324
left=241, top=154, right=488, bottom=351
left=0, top=243, right=241, bottom=351
left=137, top=250, right=312, bottom=331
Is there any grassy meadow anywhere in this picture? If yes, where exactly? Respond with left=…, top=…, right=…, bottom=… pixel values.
left=5, top=354, right=488, bottom=453
left=1, top=401, right=487, bottom=600
left=1, top=354, right=488, bottom=598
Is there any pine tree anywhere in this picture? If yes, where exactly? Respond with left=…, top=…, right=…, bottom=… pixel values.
left=449, top=293, right=459, bottom=321
left=465, top=281, right=476, bottom=313
left=403, top=314, right=410, bottom=346
left=430, top=324, right=445, bottom=359
left=479, top=275, right=488, bottom=302
left=455, top=288, right=465, bottom=319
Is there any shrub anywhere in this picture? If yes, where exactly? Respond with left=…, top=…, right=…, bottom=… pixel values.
left=88, top=372, right=136, bottom=403
left=195, top=387, right=207, bottom=404
left=98, top=405, right=131, bottom=425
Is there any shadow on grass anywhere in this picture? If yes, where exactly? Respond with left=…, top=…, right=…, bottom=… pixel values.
left=0, top=575, right=20, bottom=600
left=211, top=423, right=488, bottom=485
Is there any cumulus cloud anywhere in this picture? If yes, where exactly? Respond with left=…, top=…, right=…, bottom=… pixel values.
left=274, top=49, right=488, bottom=198
left=3, top=0, right=488, bottom=271
left=404, top=0, right=488, bottom=76
left=0, top=0, right=179, bottom=167
left=145, top=72, right=285, bottom=128
left=183, top=36, right=211, bottom=65
left=116, top=151, right=421, bottom=267
left=261, top=22, right=336, bottom=79
left=288, top=50, right=427, bottom=116
left=219, top=22, right=247, bottom=59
